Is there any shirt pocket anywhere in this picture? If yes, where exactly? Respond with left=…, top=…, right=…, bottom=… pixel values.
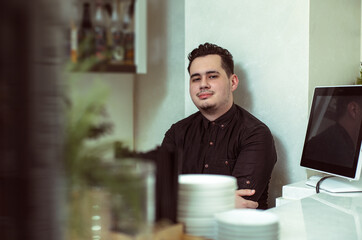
left=212, top=158, right=236, bottom=175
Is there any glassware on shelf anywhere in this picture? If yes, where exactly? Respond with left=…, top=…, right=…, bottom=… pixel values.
left=122, top=0, right=135, bottom=64
left=93, top=0, right=109, bottom=61
left=78, top=2, right=94, bottom=61
left=68, top=0, right=139, bottom=72
left=69, top=1, right=79, bottom=63
left=110, top=0, right=125, bottom=63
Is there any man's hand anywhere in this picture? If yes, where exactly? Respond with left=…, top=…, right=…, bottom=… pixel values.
left=235, top=189, right=259, bottom=209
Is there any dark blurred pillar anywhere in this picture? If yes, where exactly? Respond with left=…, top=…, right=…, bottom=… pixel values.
left=0, top=0, right=69, bottom=239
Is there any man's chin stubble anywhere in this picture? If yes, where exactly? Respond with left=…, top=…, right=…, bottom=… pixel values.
left=199, top=104, right=217, bottom=113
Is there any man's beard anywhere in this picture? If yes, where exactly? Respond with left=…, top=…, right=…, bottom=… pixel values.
left=199, top=103, right=217, bottom=113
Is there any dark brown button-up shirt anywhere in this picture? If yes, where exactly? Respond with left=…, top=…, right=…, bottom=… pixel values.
left=161, top=104, right=277, bottom=209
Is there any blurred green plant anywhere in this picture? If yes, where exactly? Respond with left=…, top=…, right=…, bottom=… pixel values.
left=114, top=141, right=133, bottom=159
left=63, top=57, right=116, bottom=238
left=62, top=72, right=135, bottom=188
left=63, top=77, right=113, bottom=188
left=63, top=54, right=147, bottom=238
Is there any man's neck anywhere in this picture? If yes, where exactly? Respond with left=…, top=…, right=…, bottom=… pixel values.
left=200, top=103, right=233, bottom=121
left=338, top=118, right=358, bottom=145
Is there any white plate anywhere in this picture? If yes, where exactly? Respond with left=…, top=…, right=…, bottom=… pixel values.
left=178, top=188, right=236, bottom=199
left=177, top=199, right=235, bottom=210
left=178, top=204, right=234, bottom=218
left=185, top=227, right=216, bottom=237
left=178, top=197, right=235, bottom=210
left=184, top=223, right=216, bottom=231
left=215, top=209, right=279, bottom=227
left=185, top=225, right=216, bottom=232
left=177, top=216, right=215, bottom=226
left=217, top=234, right=278, bottom=240
left=217, top=222, right=278, bottom=234
left=217, top=228, right=279, bottom=237
left=179, top=174, right=237, bottom=191
left=217, top=225, right=279, bottom=236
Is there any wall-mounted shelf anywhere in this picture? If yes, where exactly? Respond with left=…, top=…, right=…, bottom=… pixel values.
left=88, top=61, right=136, bottom=73
left=70, top=0, right=146, bottom=74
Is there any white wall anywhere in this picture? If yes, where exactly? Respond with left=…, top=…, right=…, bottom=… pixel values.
left=134, top=0, right=185, bottom=152
left=309, top=0, right=360, bottom=101
left=131, top=0, right=360, bottom=207
left=185, top=0, right=360, bottom=207
left=307, top=0, right=361, bottom=177
left=185, top=0, right=310, bottom=208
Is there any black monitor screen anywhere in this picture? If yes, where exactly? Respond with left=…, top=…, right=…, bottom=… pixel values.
left=300, top=86, right=362, bottom=179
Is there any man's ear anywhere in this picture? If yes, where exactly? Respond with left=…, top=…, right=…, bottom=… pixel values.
left=230, top=74, right=239, bottom=92
left=348, top=102, right=360, bottom=119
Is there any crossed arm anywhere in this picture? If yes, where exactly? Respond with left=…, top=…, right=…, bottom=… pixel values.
left=235, top=189, right=258, bottom=209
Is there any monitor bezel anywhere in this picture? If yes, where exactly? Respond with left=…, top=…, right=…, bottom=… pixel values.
left=300, top=85, right=362, bottom=180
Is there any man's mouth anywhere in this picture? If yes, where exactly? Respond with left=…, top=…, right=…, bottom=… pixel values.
left=197, top=91, right=214, bottom=99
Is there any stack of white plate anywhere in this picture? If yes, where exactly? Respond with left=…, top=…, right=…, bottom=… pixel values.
left=177, top=174, right=237, bottom=240
left=215, top=209, right=279, bottom=240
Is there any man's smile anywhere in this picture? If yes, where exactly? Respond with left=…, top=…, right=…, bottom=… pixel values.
left=197, top=91, right=214, bottom=99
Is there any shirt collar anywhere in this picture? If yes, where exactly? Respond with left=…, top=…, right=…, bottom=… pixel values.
left=202, top=104, right=237, bottom=129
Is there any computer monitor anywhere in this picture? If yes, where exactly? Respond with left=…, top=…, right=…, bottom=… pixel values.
left=300, top=85, right=362, bottom=192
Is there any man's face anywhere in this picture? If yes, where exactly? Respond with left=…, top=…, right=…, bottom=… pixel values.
left=189, top=54, right=238, bottom=114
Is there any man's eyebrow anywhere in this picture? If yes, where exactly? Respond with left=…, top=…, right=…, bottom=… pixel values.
left=190, top=71, right=220, bottom=78
left=190, top=73, right=201, bottom=79
left=206, top=70, right=220, bottom=75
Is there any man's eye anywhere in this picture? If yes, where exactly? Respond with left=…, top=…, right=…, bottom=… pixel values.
left=209, top=75, right=218, bottom=79
left=192, top=78, right=200, bottom=82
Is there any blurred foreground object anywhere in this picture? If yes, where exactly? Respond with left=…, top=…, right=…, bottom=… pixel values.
left=135, top=147, right=179, bottom=224
left=65, top=159, right=156, bottom=239
left=0, top=0, right=70, bottom=239
left=117, top=145, right=180, bottom=224
left=63, top=38, right=156, bottom=239
left=63, top=77, right=114, bottom=239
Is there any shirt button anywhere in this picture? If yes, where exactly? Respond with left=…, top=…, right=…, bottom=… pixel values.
left=225, top=161, right=229, bottom=165
left=221, top=124, right=225, bottom=128
left=205, top=164, right=209, bottom=168
left=246, top=180, right=251, bottom=185
left=212, top=122, right=216, bottom=125
left=209, top=141, right=214, bottom=146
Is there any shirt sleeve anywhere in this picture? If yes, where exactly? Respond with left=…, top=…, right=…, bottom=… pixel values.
left=232, top=124, right=277, bottom=204
left=161, top=124, right=176, bottom=152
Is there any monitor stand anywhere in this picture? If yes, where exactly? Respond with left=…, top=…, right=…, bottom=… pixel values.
left=306, top=175, right=362, bottom=193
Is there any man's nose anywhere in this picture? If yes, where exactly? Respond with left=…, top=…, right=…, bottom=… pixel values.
left=200, top=76, right=210, bottom=89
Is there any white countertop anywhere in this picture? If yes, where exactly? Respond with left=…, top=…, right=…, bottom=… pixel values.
left=268, top=192, right=362, bottom=240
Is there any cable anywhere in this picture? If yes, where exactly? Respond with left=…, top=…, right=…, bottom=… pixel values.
left=316, top=176, right=334, bottom=193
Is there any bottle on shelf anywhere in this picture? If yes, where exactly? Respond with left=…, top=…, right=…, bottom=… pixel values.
left=93, top=0, right=109, bottom=61
left=69, top=1, right=79, bottom=63
left=122, top=0, right=135, bottom=64
left=103, top=2, right=113, bottom=49
left=70, top=20, right=78, bottom=63
left=78, top=2, right=94, bottom=61
left=110, top=0, right=125, bottom=63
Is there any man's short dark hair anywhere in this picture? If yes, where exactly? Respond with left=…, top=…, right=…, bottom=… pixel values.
left=187, top=43, right=234, bottom=77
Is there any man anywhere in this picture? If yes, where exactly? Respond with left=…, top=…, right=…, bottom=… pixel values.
left=161, top=43, right=277, bottom=209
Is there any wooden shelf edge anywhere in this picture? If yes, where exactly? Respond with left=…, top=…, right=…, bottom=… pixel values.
left=90, top=62, right=136, bottom=73
left=70, top=62, right=136, bottom=73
